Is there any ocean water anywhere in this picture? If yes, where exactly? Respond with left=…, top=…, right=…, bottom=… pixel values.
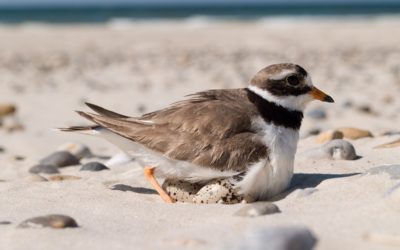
left=0, top=3, right=400, bottom=23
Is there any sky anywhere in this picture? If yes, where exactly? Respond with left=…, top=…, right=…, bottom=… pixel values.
left=0, top=0, right=398, bottom=7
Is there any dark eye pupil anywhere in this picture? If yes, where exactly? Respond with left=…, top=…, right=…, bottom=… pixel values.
left=287, top=75, right=300, bottom=86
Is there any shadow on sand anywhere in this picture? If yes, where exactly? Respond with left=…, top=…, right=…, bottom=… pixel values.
left=271, top=172, right=361, bottom=201
left=110, top=184, right=158, bottom=195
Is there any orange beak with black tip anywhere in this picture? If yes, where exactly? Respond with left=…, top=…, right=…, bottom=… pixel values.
left=310, top=86, right=334, bottom=103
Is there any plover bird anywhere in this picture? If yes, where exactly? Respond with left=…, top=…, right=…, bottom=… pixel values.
left=61, top=63, right=333, bottom=203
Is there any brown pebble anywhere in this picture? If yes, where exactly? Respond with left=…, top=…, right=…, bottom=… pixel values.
left=48, top=175, right=81, bottom=181
left=315, top=130, right=344, bottom=143
left=337, top=127, right=373, bottom=139
left=0, top=104, right=16, bottom=117
left=18, top=214, right=78, bottom=229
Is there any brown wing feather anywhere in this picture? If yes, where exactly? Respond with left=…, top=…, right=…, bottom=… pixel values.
left=76, top=89, right=268, bottom=172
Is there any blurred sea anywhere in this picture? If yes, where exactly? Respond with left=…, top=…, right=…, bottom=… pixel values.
left=0, top=3, right=400, bottom=23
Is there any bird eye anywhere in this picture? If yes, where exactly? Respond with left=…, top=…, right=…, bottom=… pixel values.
left=286, top=75, right=300, bottom=86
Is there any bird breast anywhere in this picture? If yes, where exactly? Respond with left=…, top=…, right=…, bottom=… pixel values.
left=237, top=118, right=299, bottom=200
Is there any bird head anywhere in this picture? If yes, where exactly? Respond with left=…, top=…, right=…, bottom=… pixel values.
left=248, top=63, right=334, bottom=111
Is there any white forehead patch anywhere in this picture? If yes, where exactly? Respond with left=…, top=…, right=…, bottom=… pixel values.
left=269, top=69, right=296, bottom=81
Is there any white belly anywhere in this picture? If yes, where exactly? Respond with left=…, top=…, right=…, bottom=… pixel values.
left=236, top=122, right=299, bottom=200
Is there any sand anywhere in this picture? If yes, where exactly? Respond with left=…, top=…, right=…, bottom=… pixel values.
left=1, top=18, right=400, bottom=249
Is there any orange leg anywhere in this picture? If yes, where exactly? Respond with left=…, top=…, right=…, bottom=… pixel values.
left=144, top=167, right=174, bottom=203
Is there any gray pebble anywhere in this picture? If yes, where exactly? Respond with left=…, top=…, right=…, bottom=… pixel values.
left=57, top=143, right=92, bottom=160
left=321, top=140, right=358, bottom=160
left=300, top=139, right=358, bottom=160
left=306, top=109, right=326, bottom=120
left=367, top=165, right=400, bottom=179
left=381, top=131, right=400, bottom=136
left=231, top=226, right=317, bottom=250
left=80, top=162, right=109, bottom=172
left=0, top=146, right=4, bottom=153
left=40, top=151, right=80, bottom=168
left=357, top=105, right=373, bottom=114
left=29, top=164, right=60, bottom=174
left=234, top=202, right=280, bottom=217
left=0, top=221, right=11, bottom=225
left=18, top=214, right=78, bottom=229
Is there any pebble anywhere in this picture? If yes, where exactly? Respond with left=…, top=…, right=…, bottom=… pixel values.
left=231, top=226, right=317, bottom=250
left=0, top=146, right=4, bottom=153
left=234, top=202, right=280, bottom=217
left=40, top=151, right=80, bottom=168
left=0, top=104, right=16, bottom=117
left=29, top=164, right=60, bottom=174
left=301, top=139, right=358, bottom=160
left=47, top=175, right=81, bottom=181
left=18, top=214, right=78, bottom=229
left=337, top=127, right=373, bottom=139
left=374, top=139, right=400, bottom=149
left=357, top=105, right=374, bottom=114
left=26, top=175, right=48, bottom=182
left=367, top=165, right=400, bottom=179
left=306, top=109, right=327, bottom=120
left=315, top=130, right=344, bottom=144
left=57, top=143, right=92, bottom=160
left=380, top=131, right=400, bottom=136
left=80, top=162, right=109, bottom=172
left=0, top=221, right=11, bottom=225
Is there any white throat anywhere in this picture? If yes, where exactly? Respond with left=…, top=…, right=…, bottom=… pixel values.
left=247, top=85, right=312, bottom=112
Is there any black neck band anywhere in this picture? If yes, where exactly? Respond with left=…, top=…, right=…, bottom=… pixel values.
left=246, top=88, right=303, bottom=130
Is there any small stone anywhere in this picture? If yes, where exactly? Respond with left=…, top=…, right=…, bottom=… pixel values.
left=57, top=143, right=92, bottom=160
left=80, top=162, right=109, bottom=172
left=336, top=127, right=373, bottom=140
left=315, top=130, right=344, bottom=144
left=367, top=165, right=400, bottom=179
left=357, top=105, right=373, bottom=114
left=234, top=202, right=280, bottom=217
left=374, top=139, right=400, bottom=149
left=306, top=109, right=326, bottom=120
left=0, top=147, right=5, bottom=153
left=0, top=104, right=16, bottom=117
left=40, top=151, right=80, bottom=168
left=26, top=175, right=48, bottom=182
left=14, top=155, right=25, bottom=161
left=321, top=139, right=358, bottom=160
left=18, top=214, right=78, bottom=229
left=0, top=221, right=11, bottom=225
left=301, top=139, right=358, bottom=160
left=47, top=175, right=81, bottom=181
left=307, top=128, right=321, bottom=136
left=341, top=100, right=353, bottom=108
left=380, top=131, right=400, bottom=136
left=29, top=164, right=60, bottom=174
left=231, top=226, right=317, bottom=250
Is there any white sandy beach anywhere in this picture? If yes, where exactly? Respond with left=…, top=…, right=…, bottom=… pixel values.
left=0, top=18, right=400, bottom=249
